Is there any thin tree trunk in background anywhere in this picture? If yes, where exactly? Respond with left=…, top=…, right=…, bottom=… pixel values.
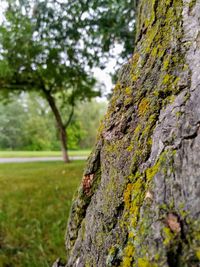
left=54, top=0, right=200, bottom=266
left=43, top=89, right=70, bottom=163
left=59, top=123, right=69, bottom=164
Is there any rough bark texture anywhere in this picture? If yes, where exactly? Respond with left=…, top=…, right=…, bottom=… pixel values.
left=60, top=0, right=200, bottom=266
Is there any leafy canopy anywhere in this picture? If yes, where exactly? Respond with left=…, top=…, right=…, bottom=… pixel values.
left=0, top=0, right=137, bottom=101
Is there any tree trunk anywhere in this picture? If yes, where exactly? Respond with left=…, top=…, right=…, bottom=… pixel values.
left=59, top=124, right=70, bottom=164
left=43, top=90, right=70, bottom=163
left=56, top=0, right=200, bottom=266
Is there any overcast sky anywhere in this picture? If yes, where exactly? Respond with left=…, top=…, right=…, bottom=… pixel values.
left=92, top=44, right=122, bottom=97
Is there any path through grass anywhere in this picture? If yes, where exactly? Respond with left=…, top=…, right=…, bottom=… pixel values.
left=0, top=161, right=84, bottom=267
left=0, top=150, right=91, bottom=158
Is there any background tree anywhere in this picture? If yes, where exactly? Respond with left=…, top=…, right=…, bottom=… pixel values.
left=0, top=1, right=93, bottom=162
left=0, top=0, right=138, bottom=162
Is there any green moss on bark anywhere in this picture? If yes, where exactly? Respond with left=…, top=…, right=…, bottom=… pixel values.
left=64, top=0, right=200, bottom=266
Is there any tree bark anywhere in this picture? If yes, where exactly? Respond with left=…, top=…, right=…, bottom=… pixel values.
left=56, top=0, right=200, bottom=266
left=43, top=89, right=70, bottom=163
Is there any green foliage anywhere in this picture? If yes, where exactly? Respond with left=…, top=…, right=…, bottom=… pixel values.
left=0, top=94, right=107, bottom=150
left=0, top=94, right=59, bottom=151
left=0, top=0, right=98, bottom=98
left=0, top=99, right=27, bottom=150
left=0, top=0, right=137, bottom=158
left=72, top=100, right=107, bottom=148
left=0, top=0, right=138, bottom=95
left=80, top=0, right=138, bottom=62
left=0, top=160, right=84, bottom=266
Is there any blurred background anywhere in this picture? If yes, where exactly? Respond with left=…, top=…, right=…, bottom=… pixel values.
left=0, top=0, right=137, bottom=266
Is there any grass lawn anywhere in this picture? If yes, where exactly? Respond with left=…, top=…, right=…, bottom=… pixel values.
left=0, top=150, right=91, bottom=158
left=0, top=161, right=85, bottom=267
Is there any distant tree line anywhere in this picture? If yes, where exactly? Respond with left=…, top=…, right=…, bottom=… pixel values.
left=0, top=94, right=107, bottom=151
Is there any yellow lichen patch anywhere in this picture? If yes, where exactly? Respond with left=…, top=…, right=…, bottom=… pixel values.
left=151, top=47, right=158, bottom=57
left=131, top=53, right=141, bottom=82
left=124, top=183, right=134, bottom=209
left=138, top=98, right=150, bottom=116
left=132, top=53, right=140, bottom=68
left=124, top=87, right=133, bottom=106
left=114, top=82, right=122, bottom=92
left=138, top=258, right=158, bottom=267
left=127, top=124, right=142, bottom=152
left=168, top=95, right=175, bottom=104
left=121, top=256, right=132, bottom=267
left=128, top=231, right=135, bottom=239
left=163, top=55, right=171, bottom=70
left=134, top=124, right=142, bottom=135
left=173, top=76, right=180, bottom=87
left=121, top=244, right=134, bottom=267
left=142, top=22, right=159, bottom=54
left=125, top=87, right=132, bottom=96
left=129, top=178, right=145, bottom=226
left=127, top=144, right=134, bottom=152
left=130, top=207, right=140, bottom=228
left=124, top=97, right=133, bottom=107
left=131, top=178, right=144, bottom=200
left=124, top=244, right=135, bottom=257
left=162, top=226, right=175, bottom=246
left=85, top=262, right=90, bottom=267
left=132, top=73, right=139, bottom=82
left=196, top=249, right=200, bottom=260
left=145, top=161, right=160, bottom=182
left=163, top=73, right=171, bottom=85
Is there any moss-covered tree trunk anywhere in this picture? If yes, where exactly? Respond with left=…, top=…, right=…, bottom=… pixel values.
left=56, top=0, right=200, bottom=266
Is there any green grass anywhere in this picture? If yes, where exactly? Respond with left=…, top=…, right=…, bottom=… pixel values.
left=0, top=161, right=85, bottom=267
left=0, top=150, right=91, bottom=158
